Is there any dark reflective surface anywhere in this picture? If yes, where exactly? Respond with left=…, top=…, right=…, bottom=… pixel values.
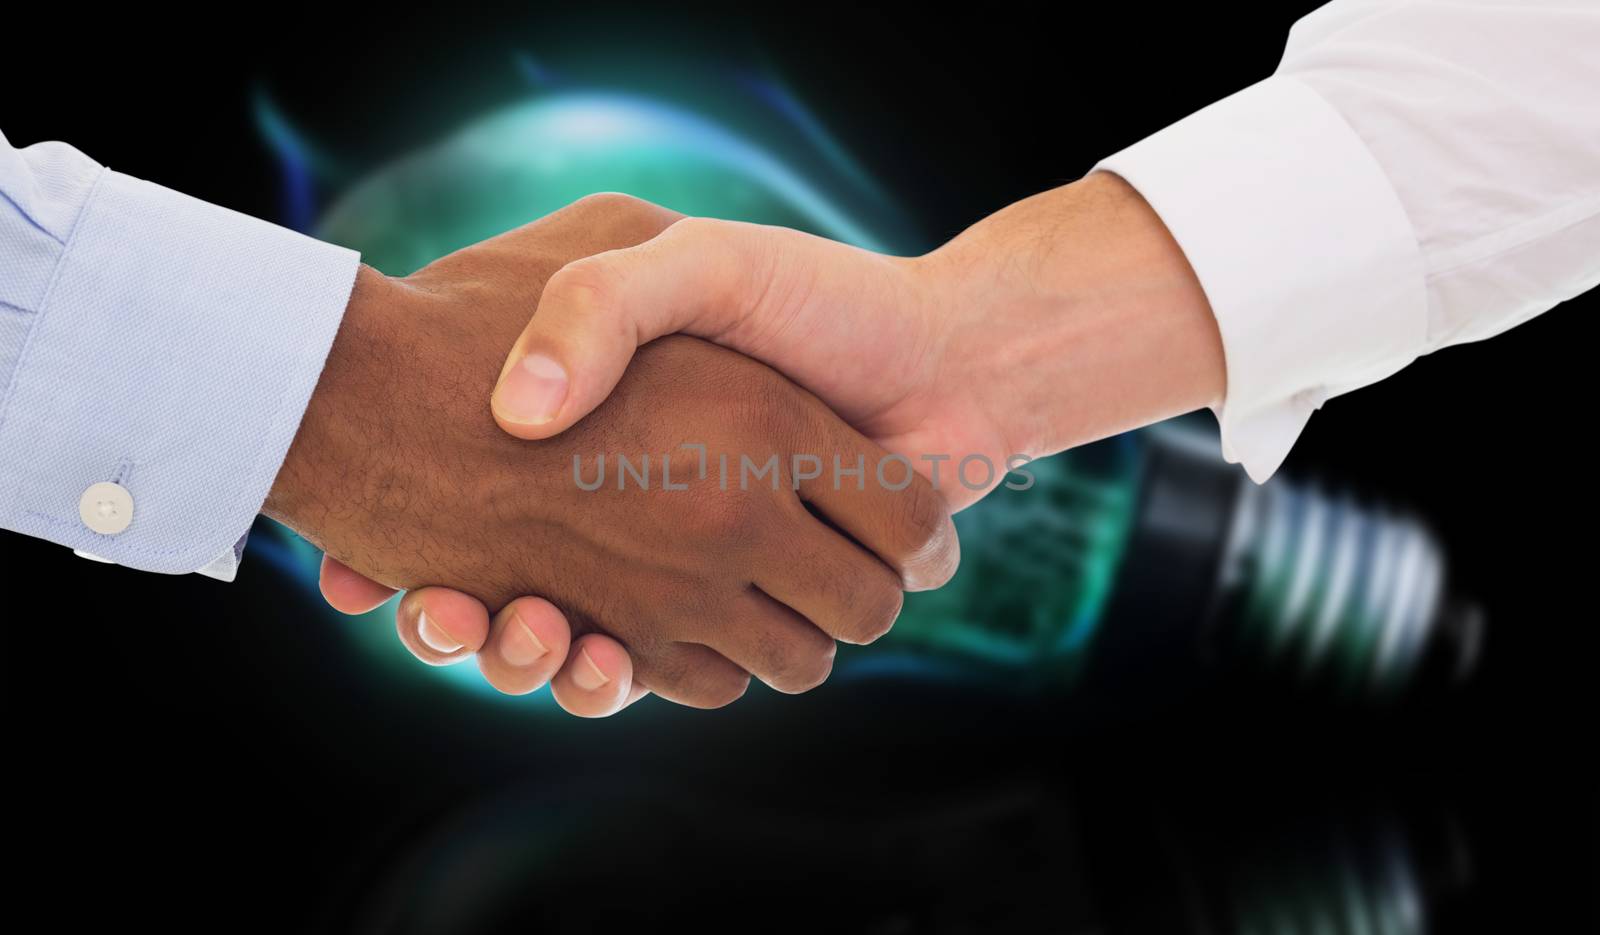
left=11, top=547, right=1593, bottom=932
left=329, top=766, right=1469, bottom=934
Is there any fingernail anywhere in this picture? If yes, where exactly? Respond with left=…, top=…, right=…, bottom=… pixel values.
left=495, top=353, right=568, bottom=425
left=417, top=610, right=462, bottom=653
left=499, top=614, right=549, bottom=667
left=572, top=647, right=611, bottom=691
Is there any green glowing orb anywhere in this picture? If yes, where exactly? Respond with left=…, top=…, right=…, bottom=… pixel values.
left=317, top=93, right=902, bottom=275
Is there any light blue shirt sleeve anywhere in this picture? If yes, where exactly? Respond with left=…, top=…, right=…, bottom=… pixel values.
left=0, top=128, right=359, bottom=580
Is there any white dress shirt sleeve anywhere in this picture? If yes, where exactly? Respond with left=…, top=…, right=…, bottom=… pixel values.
left=1093, top=0, right=1600, bottom=482
left=0, top=129, right=359, bottom=579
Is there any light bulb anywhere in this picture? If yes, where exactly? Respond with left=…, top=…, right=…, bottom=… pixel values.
left=864, top=422, right=1483, bottom=700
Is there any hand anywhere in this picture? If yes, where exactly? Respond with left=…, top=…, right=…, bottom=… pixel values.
left=489, top=172, right=1226, bottom=510
left=269, top=196, right=959, bottom=709
left=309, top=196, right=676, bottom=717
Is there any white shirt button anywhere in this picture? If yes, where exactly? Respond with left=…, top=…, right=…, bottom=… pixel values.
left=79, top=481, right=134, bottom=535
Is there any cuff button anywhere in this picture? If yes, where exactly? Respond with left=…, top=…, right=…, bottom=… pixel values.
left=79, top=481, right=134, bottom=535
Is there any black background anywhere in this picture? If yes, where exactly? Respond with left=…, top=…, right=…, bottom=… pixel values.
left=4, top=4, right=1594, bottom=931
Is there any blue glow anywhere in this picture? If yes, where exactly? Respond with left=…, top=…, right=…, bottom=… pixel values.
left=514, top=52, right=559, bottom=88
left=252, top=91, right=323, bottom=234
left=735, top=71, right=891, bottom=206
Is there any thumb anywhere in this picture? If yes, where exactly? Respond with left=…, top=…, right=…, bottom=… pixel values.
left=490, top=217, right=777, bottom=439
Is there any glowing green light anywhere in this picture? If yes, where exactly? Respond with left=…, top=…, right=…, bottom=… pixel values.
left=316, top=93, right=904, bottom=276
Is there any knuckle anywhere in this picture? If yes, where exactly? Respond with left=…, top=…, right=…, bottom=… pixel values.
left=631, top=625, right=752, bottom=709
left=570, top=191, right=648, bottom=214
left=891, top=479, right=959, bottom=588
left=695, top=673, right=751, bottom=709
left=662, top=214, right=721, bottom=247
left=684, top=487, right=764, bottom=548
left=896, top=477, right=949, bottom=552
left=847, top=580, right=905, bottom=645
left=656, top=217, right=740, bottom=285
left=545, top=256, right=620, bottom=309
left=636, top=642, right=687, bottom=688
left=762, top=627, right=837, bottom=694
left=569, top=192, right=683, bottom=245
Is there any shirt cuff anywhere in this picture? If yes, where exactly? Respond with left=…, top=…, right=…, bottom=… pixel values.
left=0, top=168, right=358, bottom=578
left=1093, top=76, right=1427, bottom=482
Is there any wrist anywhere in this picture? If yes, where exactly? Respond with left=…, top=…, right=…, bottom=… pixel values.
left=264, top=264, right=408, bottom=538
left=926, top=172, right=1225, bottom=458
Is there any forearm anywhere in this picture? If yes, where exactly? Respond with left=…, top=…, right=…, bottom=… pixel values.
left=922, top=172, right=1224, bottom=460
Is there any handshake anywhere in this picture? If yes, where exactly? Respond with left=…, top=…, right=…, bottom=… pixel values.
left=265, top=176, right=1228, bottom=717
